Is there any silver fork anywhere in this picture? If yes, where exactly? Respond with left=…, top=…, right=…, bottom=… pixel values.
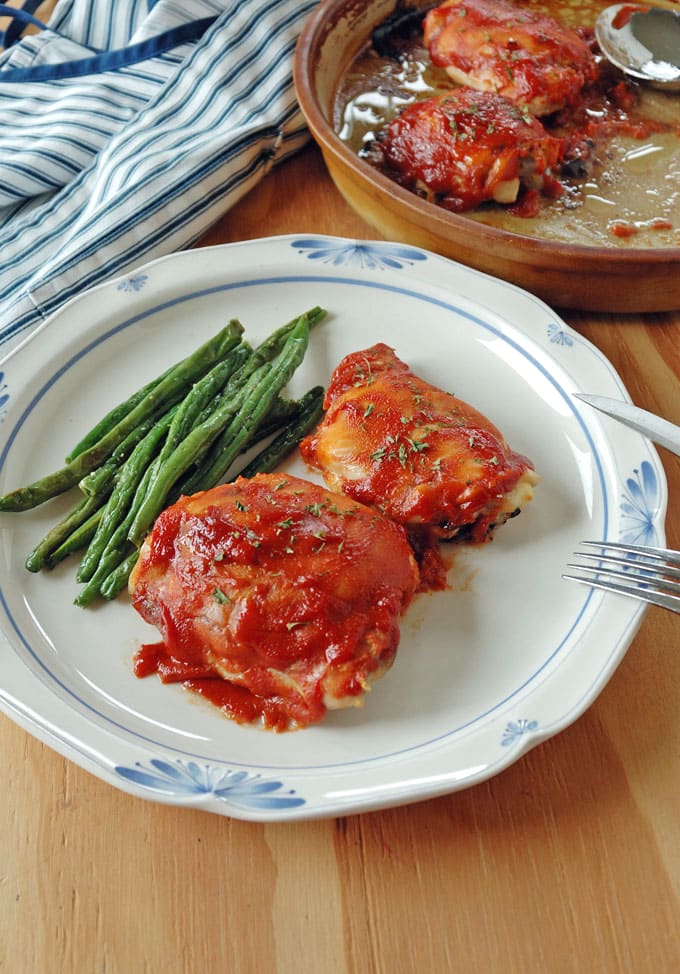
left=563, top=541, right=680, bottom=614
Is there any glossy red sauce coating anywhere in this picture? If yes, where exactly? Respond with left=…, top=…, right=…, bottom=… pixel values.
left=130, top=473, right=419, bottom=731
left=379, top=88, right=562, bottom=211
left=424, top=0, right=599, bottom=116
left=300, top=343, right=536, bottom=544
left=133, top=641, right=299, bottom=731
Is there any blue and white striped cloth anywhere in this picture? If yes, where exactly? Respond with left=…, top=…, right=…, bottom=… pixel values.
left=0, top=0, right=320, bottom=353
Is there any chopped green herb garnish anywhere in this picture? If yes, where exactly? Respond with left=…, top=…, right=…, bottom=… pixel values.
left=408, top=438, right=428, bottom=453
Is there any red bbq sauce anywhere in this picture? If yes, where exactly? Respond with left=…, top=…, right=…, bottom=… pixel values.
left=130, top=474, right=419, bottom=731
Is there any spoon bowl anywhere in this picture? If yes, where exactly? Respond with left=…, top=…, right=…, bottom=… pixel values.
left=596, top=4, right=680, bottom=90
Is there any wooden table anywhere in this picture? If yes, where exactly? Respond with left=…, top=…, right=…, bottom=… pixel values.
left=2, top=143, right=679, bottom=973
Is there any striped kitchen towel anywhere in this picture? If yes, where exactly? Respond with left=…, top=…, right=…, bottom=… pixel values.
left=0, top=0, right=320, bottom=354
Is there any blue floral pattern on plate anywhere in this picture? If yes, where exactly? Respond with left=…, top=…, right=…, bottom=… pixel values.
left=292, top=237, right=428, bottom=270
left=501, top=718, right=538, bottom=747
left=620, top=460, right=659, bottom=546
left=547, top=322, right=575, bottom=346
left=116, top=273, right=149, bottom=293
left=501, top=719, right=539, bottom=746
left=114, top=758, right=306, bottom=811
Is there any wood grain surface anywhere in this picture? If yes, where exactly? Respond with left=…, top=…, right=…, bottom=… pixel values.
left=1, top=143, right=679, bottom=974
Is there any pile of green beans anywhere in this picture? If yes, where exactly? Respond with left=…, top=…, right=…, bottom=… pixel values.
left=0, top=308, right=327, bottom=606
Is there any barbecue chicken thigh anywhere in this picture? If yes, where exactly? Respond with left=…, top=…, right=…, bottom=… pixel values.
left=378, top=87, right=562, bottom=211
left=300, top=343, right=538, bottom=544
left=129, top=473, right=419, bottom=730
left=424, top=0, right=598, bottom=117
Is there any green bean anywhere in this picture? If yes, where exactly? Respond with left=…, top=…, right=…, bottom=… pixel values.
left=78, top=414, right=159, bottom=496
left=246, top=306, right=325, bottom=363
left=74, top=459, right=158, bottom=605
left=263, top=395, right=304, bottom=429
left=151, top=340, right=250, bottom=472
left=99, top=550, right=140, bottom=601
left=14, top=308, right=328, bottom=605
left=25, top=490, right=110, bottom=573
left=183, top=307, right=324, bottom=436
left=226, top=397, right=301, bottom=455
left=75, top=539, right=137, bottom=607
left=65, top=367, right=174, bottom=463
left=127, top=363, right=270, bottom=546
left=128, top=314, right=312, bottom=546
left=44, top=508, right=104, bottom=569
left=65, top=317, right=268, bottom=463
left=0, top=321, right=244, bottom=512
left=190, top=307, right=324, bottom=429
left=76, top=406, right=177, bottom=583
left=130, top=321, right=303, bottom=501
left=179, top=315, right=312, bottom=497
left=234, top=386, right=324, bottom=480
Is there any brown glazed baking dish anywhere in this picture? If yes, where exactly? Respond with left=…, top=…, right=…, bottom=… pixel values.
left=294, top=0, right=680, bottom=312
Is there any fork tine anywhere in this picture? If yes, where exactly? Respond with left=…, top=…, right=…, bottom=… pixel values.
left=579, top=540, right=680, bottom=566
left=563, top=541, right=680, bottom=614
left=572, top=549, right=680, bottom=581
left=565, top=561, right=680, bottom=595
left=562, top=571, right=680, bottom=613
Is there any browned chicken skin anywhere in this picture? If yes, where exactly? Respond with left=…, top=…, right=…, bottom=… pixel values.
left=300, top=343, right=538, bottom=544
left=378, top=87, right=563, bottom=212
left=424, top=0, right=599, bottom=117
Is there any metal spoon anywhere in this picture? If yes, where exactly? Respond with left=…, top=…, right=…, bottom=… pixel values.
left=595, top=4, right=680, bottom=90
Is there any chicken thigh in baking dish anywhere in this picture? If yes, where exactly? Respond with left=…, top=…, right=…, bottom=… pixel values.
left=423, top=0, right=598, bottom=117
left=376, top=87, right=563, bottom=211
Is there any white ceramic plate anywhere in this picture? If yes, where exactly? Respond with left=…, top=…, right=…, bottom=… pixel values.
left=0, top=235, right=667, bottom=821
